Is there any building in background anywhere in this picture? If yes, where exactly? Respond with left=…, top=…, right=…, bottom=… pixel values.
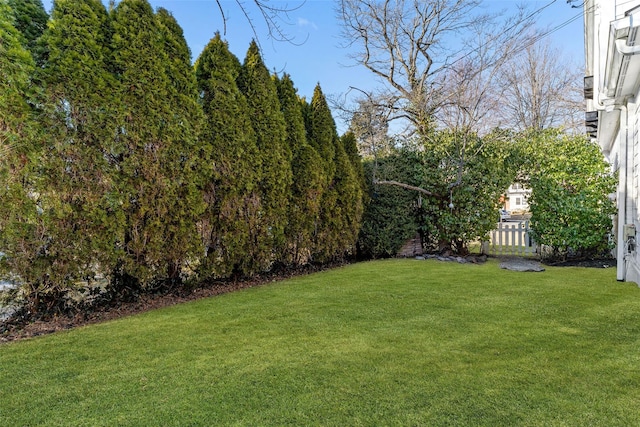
left=504, top=183, right=531, bottom=215
left=584, top=0, right=640, bottom=283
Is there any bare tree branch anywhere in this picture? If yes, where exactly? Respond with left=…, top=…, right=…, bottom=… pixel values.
left=373, top=179, right=439, bottom=197
left=338, top=0, right=540, bottom=136
left=496, top=37, right=583, bottom=132
left=215, top=0, right=306, bottom=50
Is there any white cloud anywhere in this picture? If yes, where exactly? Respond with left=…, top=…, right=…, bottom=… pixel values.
left=297, top=17, right=318, bottom=30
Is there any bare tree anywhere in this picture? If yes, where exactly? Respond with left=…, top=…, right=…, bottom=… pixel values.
left=214, top=0, right=304, bottom=45
left=497, top=39, right=583, bottom=132
left=337, top=0, right=538, bottom=136
left=433, top=16, right=529, bottom=135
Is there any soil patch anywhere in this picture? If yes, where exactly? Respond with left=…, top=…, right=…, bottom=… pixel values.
left=415, top=254, right=488, bottom=264
left=542, top=258, right=615, bottom=269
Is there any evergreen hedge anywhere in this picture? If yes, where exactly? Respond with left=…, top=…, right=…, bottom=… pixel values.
left=0, top=0, right=365, bottom=318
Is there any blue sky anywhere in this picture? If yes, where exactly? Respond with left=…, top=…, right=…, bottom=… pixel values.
left=41, top=0, right=584, bottom=131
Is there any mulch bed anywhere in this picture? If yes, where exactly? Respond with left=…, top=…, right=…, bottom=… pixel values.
left=542, top=258, right=615, bottom=268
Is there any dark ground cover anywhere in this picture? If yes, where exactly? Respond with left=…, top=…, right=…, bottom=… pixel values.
left=543, top=258, right=615, bottom=268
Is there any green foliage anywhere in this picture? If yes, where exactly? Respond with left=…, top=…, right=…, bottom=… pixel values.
left=362, top=130, right=517, bottom=255
left=0, top=0, right=100, bottom=315
left=195, top=33, right=262, bottom=277
left=358, top=151, right=421, bottom=258
left=0, top=0, right=35, bottom=146
left=0, top=0, right=39, bottom=287
left=419, top=130, right=518, bottom=253
left=7, top=0, right=48, bottom=54
left=110, top=0, right=204, bottom=287
left=0, top=2, right=366, bottom=317
left=275, top=73, right=325, bottom=265
left=331, top=134, right=364, bottom=256
left=308, top=84, right=336, bottom=179
left=305, top=84, right=352, bottom=261
left=238, top=41, right=292, bottom=268
left=342, top=131, right=366, bottom=189
left=154, top=7, right=206, bottom=281
left=342, top=132, right=367, bottom=238
left=521, top=129, right=617, bottom=260
left=12, top=0, right=123, bottom=313
left=303, top=90, right=366, bottom=264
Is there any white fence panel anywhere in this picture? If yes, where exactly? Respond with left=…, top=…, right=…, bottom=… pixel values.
left=487, top=220, right=537, bottom=257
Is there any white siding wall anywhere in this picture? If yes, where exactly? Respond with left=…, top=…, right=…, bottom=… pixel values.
left=627, top=100, right=640, bottom=284
left=634, top=107, right=640, bottom=221
left=587, top=0, right=640, bottom=284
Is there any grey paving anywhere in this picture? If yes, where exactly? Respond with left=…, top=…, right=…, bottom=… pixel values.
left=499, top=258, right=545, bottom=272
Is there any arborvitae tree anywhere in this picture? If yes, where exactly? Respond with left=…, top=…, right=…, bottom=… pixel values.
left=237, top=40, right=292, bottom=267
left=0, top=0, right=34, bottom=153
left=342, top=131, right=366, bottom=190
left=20, top=0, right=122, bottom=312
left=7, top=0, right=48, bottom=54
left=336, top=132, right=364, bottom=255
left=307, top=84, right=342, bottom=261
left=320, top=134, right=362, bottom=259
left=275, top=73, right=325, bottom=265
left=358, top=150, right=423, bottom=259
left=0, top=0, right=45, bottom=310
left=342, top=131, right=367, bottom=243
left=154, top=7, right=206, bottom=282
left=195, top=34, right=262, bottom=277
left=110, top=0, right=203, bottom=288
left=308, top=85, right=336, bottom=180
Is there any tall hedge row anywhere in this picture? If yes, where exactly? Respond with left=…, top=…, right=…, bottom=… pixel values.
left=0, top=0, right=364, bottom=317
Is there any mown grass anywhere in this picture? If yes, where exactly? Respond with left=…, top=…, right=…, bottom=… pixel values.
left=1, top=259, right=639, bottom=426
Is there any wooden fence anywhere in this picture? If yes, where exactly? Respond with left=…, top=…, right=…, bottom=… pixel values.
left=485, top=220, right=537, bottom=257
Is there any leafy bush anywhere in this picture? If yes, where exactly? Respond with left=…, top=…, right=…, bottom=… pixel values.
left=522, top=130, right=616, bottom=261
left=358, top=154, right=420, bottom=258
left=359, top=130, right=518, bottom=256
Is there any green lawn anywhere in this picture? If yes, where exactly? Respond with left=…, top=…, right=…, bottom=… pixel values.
left=1, top=259, right=639, bottom=426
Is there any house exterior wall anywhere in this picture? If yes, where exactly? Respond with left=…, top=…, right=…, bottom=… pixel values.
left=631, top=101, right=640, bottom=282
left=585, top=0, right=640, bottom=284
left=504, top=183, right=530, bottom=214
